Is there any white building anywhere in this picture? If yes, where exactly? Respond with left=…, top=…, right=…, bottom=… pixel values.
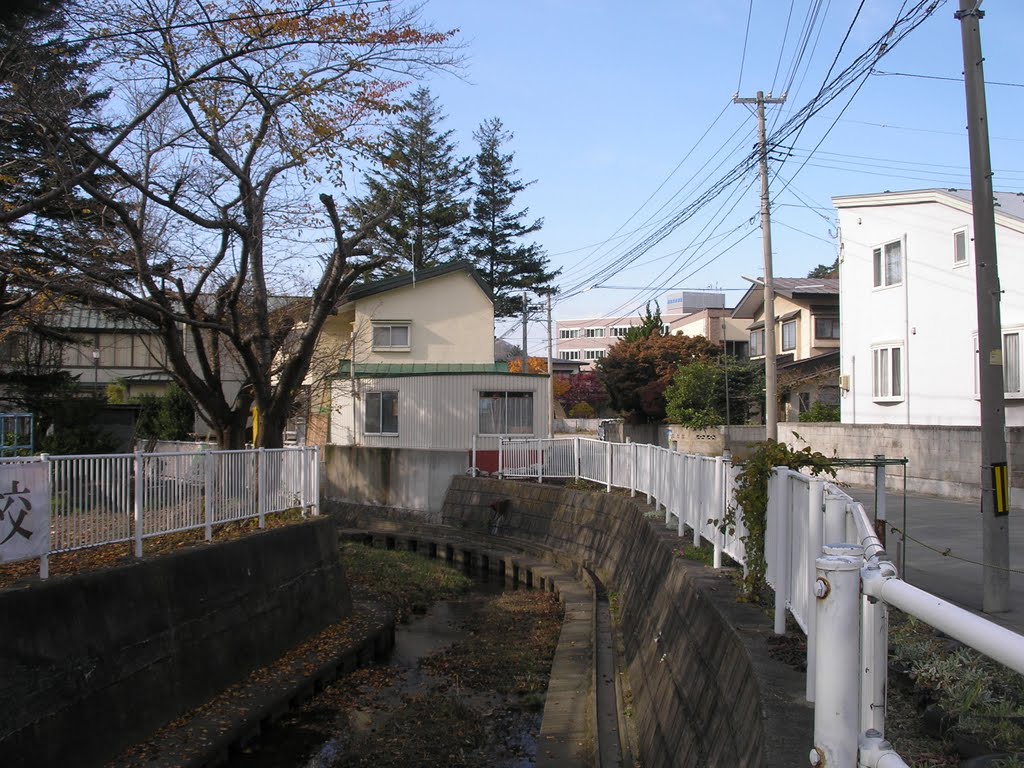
left=834, top=188, right=1024, bottom=426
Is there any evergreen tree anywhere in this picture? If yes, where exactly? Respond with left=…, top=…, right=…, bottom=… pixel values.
left=468, top=117, right=559, bottom=317
left=346, top=87, right=472, bottom=277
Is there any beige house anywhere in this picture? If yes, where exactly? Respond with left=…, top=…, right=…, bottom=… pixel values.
left=668, top=307, right=750, bottom=358
left=313, top=262, right=550, bottom=448
left=732, top=277, right=840, bottom=420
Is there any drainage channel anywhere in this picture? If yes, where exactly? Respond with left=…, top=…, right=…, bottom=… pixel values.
left=222, top=553, right=559, bottom=768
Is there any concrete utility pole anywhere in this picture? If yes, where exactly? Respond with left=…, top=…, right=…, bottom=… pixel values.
left=547, top=292, right=554, bottom=439
left=521, top=292, right=529, bottom=374
left=734, top=90, right=786, bottom=441
left=957, top=0, right=1009, bottom=613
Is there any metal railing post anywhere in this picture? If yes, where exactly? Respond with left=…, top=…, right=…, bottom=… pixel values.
left=824, top=492, right=847, bottom=546
left=630, top=440, right=637, bottom=497
left=773, top=468, right=792, bottom=636
left=874, top=453, right=887, bottom=547
left=498, top=437, right=504, bottom=479
left=713, top=454, right=726, bottom=569
left=538, top=438, right=544, bottom=484
left=471, top=434, right=477, bottom=477
left=676, top=454, right=685, bottom=537
left=204, top=450, right=214, bottom=540
left=861, top=561, right=889, bottom=738
left=133, top=451, right=144, bottom=558
left=605, top=442, right=612, bottom=492
left=257, top=447, right=266, bottom=528
left=813, top=544, right=864, bottom=768
left=645, top=444, right=652, bottom=503
left=692, top=458, right=702, bottom=547
left=299, top=447, right=308, bottom=518
left=39, top=453, right=51, bottom=580
left=574, top=437, right=580, bottom=481
left=806, top=479, right=825, bottom=703
left=312, top=445, right=321, bottom=515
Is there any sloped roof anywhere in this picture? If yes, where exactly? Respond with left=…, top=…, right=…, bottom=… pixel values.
left=732, top=278, right=839, bottom=319
left=832, top=188, right=1024, bottom=224
left=337, top=361, right=528, bottom=378
left=339, top=261, right=492, bottom=306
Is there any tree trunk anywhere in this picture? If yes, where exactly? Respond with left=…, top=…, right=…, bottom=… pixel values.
left=257, top=403, right=288, bottom=449
left=213, top=411, right=250, bottom=450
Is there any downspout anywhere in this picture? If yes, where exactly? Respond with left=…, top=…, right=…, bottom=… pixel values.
left=904, top=233, right=911, bottom=425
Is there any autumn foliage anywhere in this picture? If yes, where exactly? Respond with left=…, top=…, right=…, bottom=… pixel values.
left=597, top=334, right=720, bottom=423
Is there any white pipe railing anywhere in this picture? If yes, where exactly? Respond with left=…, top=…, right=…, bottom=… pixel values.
left=0, top=446, right=319, bottom=578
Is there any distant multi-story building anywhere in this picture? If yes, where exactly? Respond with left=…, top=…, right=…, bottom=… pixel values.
left=555, top=292, right=734, bottom=369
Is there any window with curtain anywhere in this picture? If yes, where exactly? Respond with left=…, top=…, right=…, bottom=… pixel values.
left=749, top=328, right=765, bottom=357
left=372, top=323, right=410, bottom=350
left=478, top=391, right=533, bottom=434
left=872, top=239, right=903, bottom=288
left=872, top=345, right=903, bottom=400
left=1004, top=332, right=1021, bottom=395
left=781, top=320, right=797, bottom=352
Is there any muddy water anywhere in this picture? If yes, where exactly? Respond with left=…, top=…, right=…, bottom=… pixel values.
left=226, top=579, right=544, bottom=768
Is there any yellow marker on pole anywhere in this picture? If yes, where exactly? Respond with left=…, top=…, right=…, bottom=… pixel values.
left=992, top=462, right=1009, bottom=516
left=251, top=407, right=259, bottom=445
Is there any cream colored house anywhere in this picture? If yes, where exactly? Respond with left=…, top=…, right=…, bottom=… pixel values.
left=668, top=307, right=750, bottom=358
left=732, top=277, right=841, bottom=420
left=313, top=262, right=550, bottom=448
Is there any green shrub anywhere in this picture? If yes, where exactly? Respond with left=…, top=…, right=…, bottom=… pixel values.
left=568, top=401, right=595, bottom=418
left=799, top=401, right=840, bottom=422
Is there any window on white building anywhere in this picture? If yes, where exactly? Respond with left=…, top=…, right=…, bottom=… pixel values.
left=584, top=349, right=606, bottom=360
left=953, top=228, right=969, bottom=267
left=872, top=345, right=903, bottom=401
left=781, top=320, right=797, bottom=352
left=372, top=323, right=410, bottom=350
left=559, top=328, right=581, bottom=339
left=1005, top=332, right=1021, bottom=395
left=749, top=328, right=765, bottom=357
left=559, top=350, right=581, bottom=360
left=365, top=391, right=398, bottom=434
left=584, top=327, right=605, bottom=338
left=872, top=239, right=903, bottom=288
left=479, top=391, right=533, bottom=434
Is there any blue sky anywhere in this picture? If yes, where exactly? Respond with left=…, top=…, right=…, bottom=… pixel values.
left=411, top=1, right=1024, bottom=354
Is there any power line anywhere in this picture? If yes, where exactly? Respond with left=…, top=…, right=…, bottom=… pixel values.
left=736, top=0, right=754, bottom=94
left=873, top=70, right=1024, bottom=88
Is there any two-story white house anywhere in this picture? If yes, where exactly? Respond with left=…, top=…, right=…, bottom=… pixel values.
left=319, top=262, right=550, bottom=451
left=834, top=188, right=1024, bottom=426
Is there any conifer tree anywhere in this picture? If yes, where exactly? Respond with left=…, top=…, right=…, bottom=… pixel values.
left=468, top=117, right=559, bottom=317
left=347, top=87, right=472, bottom=276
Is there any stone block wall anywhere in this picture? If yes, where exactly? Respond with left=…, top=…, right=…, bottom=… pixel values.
left=442, top=476, right=810, bottom=767
left=0, top=518, right=350, bottom=768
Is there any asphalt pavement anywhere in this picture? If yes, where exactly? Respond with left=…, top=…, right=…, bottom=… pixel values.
left=845, top=485, right=1024, bottom=635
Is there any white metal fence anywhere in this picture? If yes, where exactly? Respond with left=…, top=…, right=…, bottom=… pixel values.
left=483, top=437, right=1024, bottom=767
left=1, top=446, right=319, bottom=578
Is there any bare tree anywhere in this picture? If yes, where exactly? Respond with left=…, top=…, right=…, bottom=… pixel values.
left=10, top=0, right=459, bottom=447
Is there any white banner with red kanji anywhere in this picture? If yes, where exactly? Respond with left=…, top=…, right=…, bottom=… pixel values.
left=0, top=461, right=49, bottom=564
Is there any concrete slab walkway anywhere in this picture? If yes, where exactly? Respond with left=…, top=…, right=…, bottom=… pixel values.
left=846, top=485, right=1024, bottom=635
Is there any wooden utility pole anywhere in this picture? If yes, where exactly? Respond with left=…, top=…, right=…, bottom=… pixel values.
left=957, top=0, right=1009, bottom=612
left=734, top=90, right=786, bottom=441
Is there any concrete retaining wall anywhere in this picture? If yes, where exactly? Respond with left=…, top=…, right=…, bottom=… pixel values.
left=778, top=422, right=1024, bottom=507
left=441, top=476, right=810, bottom=767
left=322, top=444, right=467, bottom=513
left=0, top=518, right=351, bottom=768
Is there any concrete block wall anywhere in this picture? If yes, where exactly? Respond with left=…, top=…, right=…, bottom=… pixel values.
left=442, top=476, right=810, bottom=767
left=322, top=445, right=467, bottom=513
left=0, top=518, right=350, bottom=768
left=778, top=422, right=1024, bottom=507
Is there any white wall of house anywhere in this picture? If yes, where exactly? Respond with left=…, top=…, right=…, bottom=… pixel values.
left=330, top=373, right=550, bottom=449
left=836, top=191, right=1024, bottom=426
left=351, top=271, right=494, bottom=365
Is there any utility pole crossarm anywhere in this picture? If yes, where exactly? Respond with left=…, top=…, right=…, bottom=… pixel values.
left=734, top=90, right=786, bottom=442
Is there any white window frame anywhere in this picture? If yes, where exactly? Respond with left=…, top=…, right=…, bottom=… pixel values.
left=975, top=327, right=1024, bottom=398
left=610, top=326, right=630, bottom=338
left=953, top=227, right=970, bottom=268
left=371, top=322, right=411, bottom=351
left=584, top=327, right=605, bottom=338
left=871, top=343, right=904, bottom=402
left=478, top=391, right=534, bottom=435
left=781, top=320, right=797, bottom=353
left=872, top=238, right=903, bottom=289
left=559, top=328, right=580, bottom=339
left=559, top=350, right=581, bottom=360
left=749, top=328, right=765, bottom=357
left=583, top=349, right=606, bottom=360
left=364, top=391, right=399, bottom=435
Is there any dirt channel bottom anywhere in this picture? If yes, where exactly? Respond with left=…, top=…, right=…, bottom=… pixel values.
left=226, top=569, right=563, bottom=768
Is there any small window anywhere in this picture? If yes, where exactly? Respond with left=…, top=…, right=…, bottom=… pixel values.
left=1005, top=332, right=1021, bottom=395
left=953, top=228, right=969, bottom=266
left=584, top=349, right=606, bottom=360
left=559, top=350, right=581, bottom=360
left=610, top=326, right=630, bottom=338
left=797, top=392, right=811, bottom=414
left=781, top=320, right=797, bottom=352
left=584, top=327, right=605, bottom=338
left=479, top=391, right=534, bottom=435
left=815, top=317, right=840, bottom=340
left=559, top=328, right=580, bottom=339
left=372, top=323, right=410, bottom=350
left=365, top=391, right=398, bottom=434
left=872, top=239, right=903, bottom=288
left=749, top=329, right=765, bottom=357
left=872, top=345, right=903, bottom=401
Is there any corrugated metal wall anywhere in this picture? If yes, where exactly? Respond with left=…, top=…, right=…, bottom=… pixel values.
left=333, top=374, right=549, bottom=449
